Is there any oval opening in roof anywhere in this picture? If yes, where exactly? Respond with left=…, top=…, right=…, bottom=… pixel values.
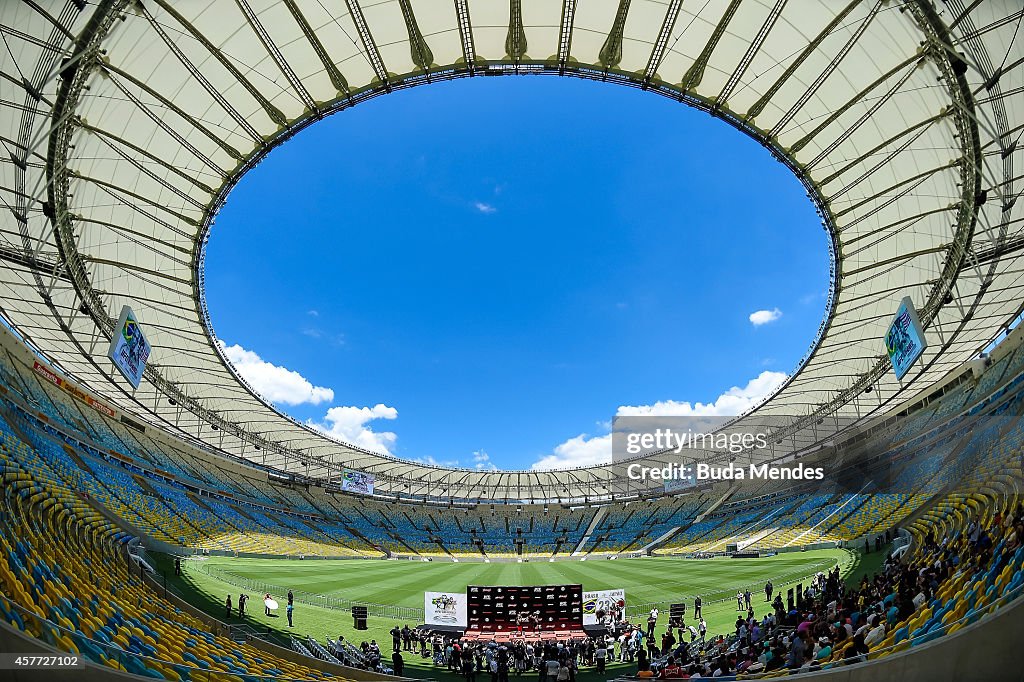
left=202, top=76, right=831, bottom=471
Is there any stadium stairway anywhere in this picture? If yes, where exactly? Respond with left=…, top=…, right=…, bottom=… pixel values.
left=571, top=507, right=606, bottom=555
left=638, top=525, right=683, bottom=554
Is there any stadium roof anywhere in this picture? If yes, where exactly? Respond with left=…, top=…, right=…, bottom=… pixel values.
left=1, top=0, right=1022, bottom=503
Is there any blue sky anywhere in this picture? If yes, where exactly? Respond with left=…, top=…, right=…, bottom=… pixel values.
left=204, top=77, right=829, bottom=471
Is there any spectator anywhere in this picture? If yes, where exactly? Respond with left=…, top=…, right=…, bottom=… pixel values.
left=658, top=655, right=683, bottom=679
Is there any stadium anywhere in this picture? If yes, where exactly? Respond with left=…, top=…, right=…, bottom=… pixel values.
left=1, top=0, right=1023, bottom=681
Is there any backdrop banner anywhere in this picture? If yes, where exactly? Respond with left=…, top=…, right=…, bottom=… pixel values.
left=583, top=588, right=626, bottom=625
left=424, top=591, right=467, bottom=627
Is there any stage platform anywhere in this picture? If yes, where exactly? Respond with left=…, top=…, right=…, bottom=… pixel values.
left=416, top=624, right=605, bottom=643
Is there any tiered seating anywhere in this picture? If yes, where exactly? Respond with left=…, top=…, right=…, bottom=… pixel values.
left=0, top=448, right=346, bottom=680
left=1, top=323, right=1023, bottom=562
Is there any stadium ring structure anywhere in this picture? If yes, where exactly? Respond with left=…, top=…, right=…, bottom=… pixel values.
left=1, top=0, right=1022, bottom=504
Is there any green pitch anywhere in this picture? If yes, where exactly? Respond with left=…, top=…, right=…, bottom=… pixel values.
left=155, top=548, right=878, bottom=680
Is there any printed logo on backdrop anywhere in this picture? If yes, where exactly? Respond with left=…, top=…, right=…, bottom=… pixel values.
left=424, top=591, right=467, bottom=626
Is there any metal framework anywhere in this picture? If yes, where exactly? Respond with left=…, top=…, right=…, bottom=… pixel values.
left=0, top=0, right=1022, bottom=503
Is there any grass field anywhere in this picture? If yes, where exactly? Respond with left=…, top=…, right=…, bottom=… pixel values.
left=153, top=548, right=886, bottom=680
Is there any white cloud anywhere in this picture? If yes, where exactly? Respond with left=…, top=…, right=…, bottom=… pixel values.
left=412, top=454, right=461, bottom=468
left=220, top=341, right=334, bottom=406
left=472, top=450, right=498, bottom=471
left=532, top=433, right=613, bottom=471
left=616, top=371, right=788, bottom=418
left=307, top=404, right=398, bottom=455
left=307, top=309, right=319, bottom=317
left=532, top=371, right=788, bottom=470
left=474, top=201, right=497, bottom=214
left=749, top=308, right=783, bottom=326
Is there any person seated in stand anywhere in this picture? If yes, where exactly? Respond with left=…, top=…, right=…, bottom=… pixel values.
left=658, top=655, right=683, bottom=679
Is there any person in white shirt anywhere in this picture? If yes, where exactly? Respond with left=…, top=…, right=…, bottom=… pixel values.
left=864, top=622, right=886, bottom=648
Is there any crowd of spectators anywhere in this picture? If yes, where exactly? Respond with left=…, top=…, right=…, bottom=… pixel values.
left=372, top=503, right=1023, bottom=679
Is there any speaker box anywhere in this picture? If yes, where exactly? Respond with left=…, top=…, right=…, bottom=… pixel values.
left=354, top=616, right=367, bottom=630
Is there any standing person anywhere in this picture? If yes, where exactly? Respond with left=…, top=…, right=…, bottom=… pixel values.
left=765, top=580, right=773, bottom=602
left=636, top=644, right=648, bottom=675
left=238, top=593, right=247, bottom=617
left=265, top=593, right=272, bottom=616
left=287, top=601, right=294, bottom=627
left=594, top=641, right=606, bottom=675
left=391, top=626, right=402, bottom=652
left=545, top=654, right=559, bottom=682
left=225, top=594, right=232, bottom=619
left=693, top=596, right=702, bottom=620
left=661, top=628, right=675, bottom=655
left=393, top=650, right=404, bottom=677
left=287, top=590, right=294, bottom=607
left=698, top=618, right=707, bottom=643
left=174, top=558, right=181, bottom=576
left=744, top=589, right=752, bottom=610
left=646, top=609, right=657, bottom=639
left=736, top=591, right=744, bottom=611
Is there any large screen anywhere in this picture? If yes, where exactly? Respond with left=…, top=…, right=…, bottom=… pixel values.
left=340, top=469, right=374, bottom=495
left=885, top=297, right=927, bottom=380
left=467, top=584, right=583, bottom=634
left=107, top=305, right=151, bottom=389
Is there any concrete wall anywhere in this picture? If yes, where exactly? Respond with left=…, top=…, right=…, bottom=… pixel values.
left=0, top=619, right=148, bottom=682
